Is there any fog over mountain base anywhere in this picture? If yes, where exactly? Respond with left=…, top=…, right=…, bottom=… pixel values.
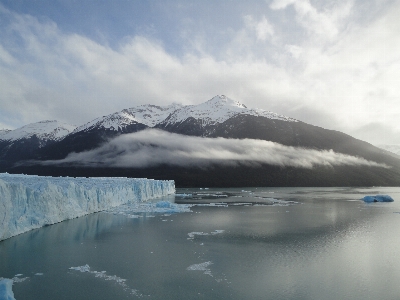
left=2, top=95, right=400, bottom=187
left=36, top=129, right=388, bottom=169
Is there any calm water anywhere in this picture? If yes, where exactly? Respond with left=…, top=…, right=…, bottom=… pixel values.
left=2, top=187, right=400, bottom=299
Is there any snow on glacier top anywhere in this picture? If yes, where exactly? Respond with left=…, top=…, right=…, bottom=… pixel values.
left=163, top=95, right=297, bottom=126
left=0, top=120, right=76, bottom=142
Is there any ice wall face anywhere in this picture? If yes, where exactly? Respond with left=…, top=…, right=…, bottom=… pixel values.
left=0, top=173, right=175, bottom=241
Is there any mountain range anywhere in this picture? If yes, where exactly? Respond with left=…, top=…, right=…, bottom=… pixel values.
left=1, top=95, right=400, bottom=187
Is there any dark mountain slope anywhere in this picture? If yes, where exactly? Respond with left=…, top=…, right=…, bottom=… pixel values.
left=7, top=161, right=400, bottom=188
left=2, top=95, right=400, bottom=187
left=36, top=122, right=148, bottom=160
left=208, top=115, right=400, bottom=167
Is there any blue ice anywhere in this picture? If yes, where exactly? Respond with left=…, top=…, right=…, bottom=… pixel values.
left=0, top=173, right=175, bottom=241
left=0, top=278, right=15, bottom=300
left=362, top=195, right=394, bottom=203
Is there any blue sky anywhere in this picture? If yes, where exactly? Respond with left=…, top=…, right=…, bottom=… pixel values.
left=0, top=0, right=399, bottom=145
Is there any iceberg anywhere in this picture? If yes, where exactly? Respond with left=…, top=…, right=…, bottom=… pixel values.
left=362, top=195, right=394, bottom=203
left=0, top=278, right=15, bottom=300
left=0, top=173, right=175, bottom=241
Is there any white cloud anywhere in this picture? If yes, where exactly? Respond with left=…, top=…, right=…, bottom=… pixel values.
left=0, top=1, right=400, bottom=146
left=37, top=129, right=389, bottom=169
left=285, top=44, right=303, bottom=59
left=244, top=15, right=274, bottom=41
left=270, top=0, right=353, bottom=40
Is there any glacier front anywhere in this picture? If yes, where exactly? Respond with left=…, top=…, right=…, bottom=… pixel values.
left=0, top=173, right=175, bottom=241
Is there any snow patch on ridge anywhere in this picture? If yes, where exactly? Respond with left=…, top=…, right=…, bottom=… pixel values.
left=0, top=120, right=76, bottom=142
left=124, top=103, right=183, bottom=127
left=72, top=103, right=183, bottom=133
left=163, top=95, right=297, bottom=126
left=69, top=95, right=295, bottom=135
left=71, top=111, right=140, bottom=133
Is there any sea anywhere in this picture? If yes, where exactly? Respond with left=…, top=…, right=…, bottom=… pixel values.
left=1, top=186, right=400, bottom=300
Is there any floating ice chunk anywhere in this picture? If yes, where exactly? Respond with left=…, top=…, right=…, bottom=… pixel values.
left=187, top=230, right=225, bottom=240
left=11, top=277, right=28, bottom=283
left=362, top=195, right=394, bottom=203
left=188, top=232, right=208, bottom=239
left=155, top=201, right=174, bottom=208
left=175, top=193, right=193, bottom=198
left=69, top=264, right=91, bottom=272
left=0, top=278, right=15, bottom=300
left=187, top=261, right=213, bottom=276
left=69, top=265, right=141, bottom=296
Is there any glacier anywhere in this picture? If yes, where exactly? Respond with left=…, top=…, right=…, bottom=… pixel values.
left=0, top=173, right=175, bottom=241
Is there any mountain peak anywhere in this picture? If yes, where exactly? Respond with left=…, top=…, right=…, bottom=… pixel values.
left=207, top=95, right=247, bottom=109
left=0, top=120, right=76, bottom=142
left=162, top=95, right=296, bottom=127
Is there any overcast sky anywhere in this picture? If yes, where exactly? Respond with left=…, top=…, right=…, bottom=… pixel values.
left=0, top=0, right=399, bottom=145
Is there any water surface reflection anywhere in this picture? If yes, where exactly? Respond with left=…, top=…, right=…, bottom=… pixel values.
left=1, top=187, right=400, bottom=299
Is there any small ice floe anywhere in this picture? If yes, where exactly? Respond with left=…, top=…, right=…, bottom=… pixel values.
left=196, top=203, right=228, bottom=207
left=186, top=261, right=213, bottom=276
left=362, top=195, right=394, bottom=203
left=175, top=193, right=193, bottom=198
left=106, top=200, right=192, bottom=218
left=187, top=230, right=225, bottom=240
left=34, top=273, right=43, bottom=276
left=69, top=264, right=142, bottom=297
left=11, top=276, right=28, bottom=283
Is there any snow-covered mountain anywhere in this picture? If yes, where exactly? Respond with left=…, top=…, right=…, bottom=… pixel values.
left=161, top=95, right=296, bottom=127
left=0, top=120, right=76, bottom=164
left=2, top=95, right=400, bottom=187
left=124, top=103, right=183, bottom=127
left=72, top=103, right=182, bottom=134
left=0, top=120, right=76, bottom=142
left=0, top=129, right=11, bottom=136
left=40, top=105, right=185, bottom=159
left=71, top=95, right=293, bottom=135
left=38, top=95, right=298, bottom=159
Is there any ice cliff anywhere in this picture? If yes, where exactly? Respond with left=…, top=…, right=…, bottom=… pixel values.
left=0, top=173, right=175, bottom=241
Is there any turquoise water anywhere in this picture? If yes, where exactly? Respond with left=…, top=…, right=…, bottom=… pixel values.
left=1, top=187, right=400, bottom=299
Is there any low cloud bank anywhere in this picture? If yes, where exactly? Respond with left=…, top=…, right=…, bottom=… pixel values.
left=38, top=129, right=389, bottom=169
